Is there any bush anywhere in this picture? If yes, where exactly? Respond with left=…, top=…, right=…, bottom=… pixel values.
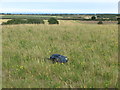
left=1, top=22, right=7, bottom=25
left=2, top=19, right=27, bottom=25
left=98, top=21, right=103, bottom=24
left=27, top=19, right=44, bottom=24
left=2, top=19, right=45, bottom=25
left=91, top=16, right=96, bottom=20
left=48, top=18, right=59, bottom=24
left=118, top=21, right=120, bottom=24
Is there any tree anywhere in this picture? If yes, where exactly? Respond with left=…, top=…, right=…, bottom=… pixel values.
left=48, top=18, right=59, bottom=24
left=91, top=16, right=96, bottom=20
left=117, top=18, right=120, bottom=24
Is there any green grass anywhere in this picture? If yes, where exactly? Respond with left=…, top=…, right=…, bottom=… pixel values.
left=0, top=25, right=2, bottom=89
left=2, top=21, right=118, bottom=88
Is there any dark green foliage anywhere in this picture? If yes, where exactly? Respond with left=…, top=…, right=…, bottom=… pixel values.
left=2, top=19, right=44, bottom=25
left=98, top=21, right=103, bottom=24
left=91, top=16, right=96, bottom=20
left=8, top=19, right=26, bottom=24
left=117, top=19, right=120, bottom=24
left=48, top=18, right=59, bottom=24
left=2, top=19, right=27, bottom=25
left=27, top=19, right=44, bottom=24
left=1, top=22, right=7, bottom=25
left=118, top=22, right=120, bottom=24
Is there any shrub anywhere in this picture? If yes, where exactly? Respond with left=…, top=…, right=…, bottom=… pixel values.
left=2, top=19, right=27, bottom=25
left=91, top=16, right=96, bottom=20
left=118, top=21, right=120, bottom=24
left=48, top=18, right=59, bottom=24
left=98, top=21, right=103, bottom=24
left=1, top=22, right=7, bottom=25
left=2, top=19, right=45, bottom=25
left=27, top=19, right=44, bottom=24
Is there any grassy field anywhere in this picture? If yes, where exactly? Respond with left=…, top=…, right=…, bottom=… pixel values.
left=1, top=15, right=63, bottom=19
left=2, top=21, right=118, bottom=88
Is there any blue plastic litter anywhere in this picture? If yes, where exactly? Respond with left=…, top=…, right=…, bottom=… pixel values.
left=49, top=54, right=68, bottom=63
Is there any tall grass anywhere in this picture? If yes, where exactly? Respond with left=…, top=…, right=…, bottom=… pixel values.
left=0, top=23, right=2, bottom=89
left=2, top=21, right=118, bottom=88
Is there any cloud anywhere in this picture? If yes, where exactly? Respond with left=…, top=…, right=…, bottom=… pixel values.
left=1, top=0, right=119, bottom=3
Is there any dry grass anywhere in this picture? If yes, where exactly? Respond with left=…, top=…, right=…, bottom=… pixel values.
left=0, top=19, right=11, bottom=24
left=2, top=20, right=118, bottom=88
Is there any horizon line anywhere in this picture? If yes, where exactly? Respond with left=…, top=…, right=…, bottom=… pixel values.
left=0, top=13, right=118, bottom=14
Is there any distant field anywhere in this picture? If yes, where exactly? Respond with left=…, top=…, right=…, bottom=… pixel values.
left=78, top=21, right=118, bottom=24
left=1, top=14, right=117, bottom=21
left=1, top=15, right=63, bottom=19
left=0, top=19, right=118, bottom=25
left=2, top=21, right=118, bottom=88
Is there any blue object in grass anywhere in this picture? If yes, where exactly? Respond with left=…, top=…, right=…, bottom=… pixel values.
left=50, top=54, right=68, bottom=63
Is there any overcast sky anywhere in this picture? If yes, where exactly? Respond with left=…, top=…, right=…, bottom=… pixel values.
left=0, top=0, right=119, bottom=14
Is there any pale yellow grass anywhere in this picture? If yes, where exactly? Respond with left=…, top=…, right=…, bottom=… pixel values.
left=0, top=19, right=11, bottom=23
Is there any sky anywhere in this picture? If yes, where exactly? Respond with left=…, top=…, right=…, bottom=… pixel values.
left=0, top=0, right=119, bottom=14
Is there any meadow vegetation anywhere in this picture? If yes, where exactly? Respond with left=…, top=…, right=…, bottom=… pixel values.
left=2, top=20, right=118, bottom=88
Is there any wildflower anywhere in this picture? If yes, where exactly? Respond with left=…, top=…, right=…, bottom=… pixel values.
left=32, top=75, right=34, bottom=77
left=55, top=62, right=58, bottom=64
left=20, top=66, right=24, bottom=69
left=37, top=60, right=39, bottom=63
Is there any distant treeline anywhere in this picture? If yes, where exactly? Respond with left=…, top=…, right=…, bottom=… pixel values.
left=1, top=18, right=117, bottom=21
left=2, top=19, right=44, bottom=25
left=2, top=18, right=59, bottom=25
left=1, top=13, right=118, bottom=21
left=0, top=13, right=118, bottom=15
left=2, top=18, right=118, bottom=25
